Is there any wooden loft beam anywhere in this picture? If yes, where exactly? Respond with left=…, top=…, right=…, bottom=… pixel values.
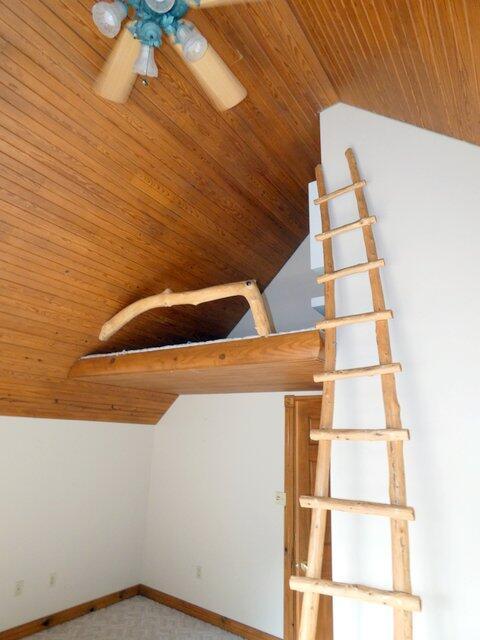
left=69, top=329, right=325, bottom=395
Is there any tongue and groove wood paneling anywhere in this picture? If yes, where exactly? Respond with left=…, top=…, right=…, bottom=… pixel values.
left=1, top=0, right=480, bottom=424
left=0, top=0, right=334, bottom=424
left=291, top=0, right=480, bottom=146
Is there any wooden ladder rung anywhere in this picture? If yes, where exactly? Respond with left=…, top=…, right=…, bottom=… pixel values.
left=316, top=310, right=392, bottom=330
left=314, top=363, right=401, bottom=383
left=289, top=577, right=421, bottom=612
left=315, top=216, right=376, bottom=241
left=310, top=428, right=410, bottom=442
left=299, top=496, right=415, bottom=521
left=317, top=259, right=384, bottom=284
left=314, top=180, right=366, bottom=205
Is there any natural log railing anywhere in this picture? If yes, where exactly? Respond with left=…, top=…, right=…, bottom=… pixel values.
left=99, top=280, right=273, bottom=341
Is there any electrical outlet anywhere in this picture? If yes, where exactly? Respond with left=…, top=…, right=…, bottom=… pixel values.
left=14, top=580, right=24, bottom=597
left=49, top=572, right=57, bottom=587
left=196, top=565, right=202, bottom=579
left=274, top=491, right=286, bottom=506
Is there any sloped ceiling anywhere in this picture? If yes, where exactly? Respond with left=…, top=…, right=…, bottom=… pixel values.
left=0, top=0, right=478, bottom=424
left=293, top=0, right=480, bottom=146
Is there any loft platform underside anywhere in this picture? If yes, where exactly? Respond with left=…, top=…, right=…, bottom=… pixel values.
left=69, top=329, right=324, bottom=395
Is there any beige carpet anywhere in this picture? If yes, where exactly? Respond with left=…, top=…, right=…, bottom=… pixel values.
left=32, top=596, right=242, bottom=639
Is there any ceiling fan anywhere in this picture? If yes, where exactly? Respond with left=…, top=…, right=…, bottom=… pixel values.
left=91, top=0, right=256, bottom=111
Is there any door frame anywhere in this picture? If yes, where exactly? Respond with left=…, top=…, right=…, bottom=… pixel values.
left=284, top=394, right=331, bottom=640
left=284, top=395, right=297, bottom=640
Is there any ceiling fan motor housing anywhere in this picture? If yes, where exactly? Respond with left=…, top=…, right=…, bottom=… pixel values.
left=92, top=0, right=247, bottom=110
left=120, top=0, right=192, bottom=43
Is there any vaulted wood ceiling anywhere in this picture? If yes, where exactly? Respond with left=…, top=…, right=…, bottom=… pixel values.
left=294, top=0, right=480, bottom=146
left=0, top=0, right=478, bottom=424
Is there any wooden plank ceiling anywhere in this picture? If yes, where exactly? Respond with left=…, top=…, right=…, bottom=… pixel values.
left=0, top=0, right=479, bottom=424
left=292, top=0, right=480, bottom=146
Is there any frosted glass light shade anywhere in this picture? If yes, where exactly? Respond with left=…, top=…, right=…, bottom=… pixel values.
left=183, top=32, right=207, bottom=62
left=133, top=44, right=159, bottom=77
left=145, top=0, right=176, bottom=13
left=176, top=21, right=208, bottom=62
left=175, top=21, right=193, bottom=43
left=92, top=1, right=127, bottom=38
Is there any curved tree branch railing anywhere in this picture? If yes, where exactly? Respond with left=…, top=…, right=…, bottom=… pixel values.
left=99, top=280, right=274, bottom=341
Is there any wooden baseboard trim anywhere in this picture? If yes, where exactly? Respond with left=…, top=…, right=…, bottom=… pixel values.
left=0, top=583, right=281, bottom=640
left=139, top=584, right=282, bottom=640
left=0, top=585, right=140, bottom=640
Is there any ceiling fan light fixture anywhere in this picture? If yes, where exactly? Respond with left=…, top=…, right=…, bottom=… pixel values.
left=92, top=0, right=247, bottom=110
left=92, top=0, right=128, bottom=38
left=176, top=21, right=208, bottom=62
left=133, top=43, right=159, bottom=77
left=145, top=0, right=176, bottom=13
left=183, top=32, right=208, bottom=62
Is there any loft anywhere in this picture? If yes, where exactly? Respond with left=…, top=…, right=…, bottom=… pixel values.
left=69, top=280, right=324, bottom=395
left=69, top=329, right=324, bottom=394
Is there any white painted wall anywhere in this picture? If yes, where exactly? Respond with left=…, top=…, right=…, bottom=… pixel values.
left=230, top=236, right=320, bottom=337
left=0, top=417, right=153, bottom=631
left=142, top=394, right=287, bottom=637
left=318, top=104, right=480, bottom=639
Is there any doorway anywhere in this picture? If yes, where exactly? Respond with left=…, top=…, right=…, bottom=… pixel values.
left=284, top=395, right=333, bottom=640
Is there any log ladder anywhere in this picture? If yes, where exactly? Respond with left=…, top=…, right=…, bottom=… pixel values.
left=289, top=149, right=421, bottom=639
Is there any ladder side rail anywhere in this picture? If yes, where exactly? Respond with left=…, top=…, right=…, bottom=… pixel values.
left=346, top=148, right=413, bottom=640
left=296, top=164, right=336, bottom=640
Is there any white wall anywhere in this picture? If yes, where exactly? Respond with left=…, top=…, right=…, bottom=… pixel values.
left=319, top=104, right=480, bottom=639
left=0, top=417, right=153, bottom=631
left=142, top=394, right=287, bottom=636
left=230, top=236, right=320, bottom=337
left=142, top=236, right=321, bottom=638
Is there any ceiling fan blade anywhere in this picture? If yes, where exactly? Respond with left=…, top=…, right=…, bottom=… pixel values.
left=94, top=26, right=141, bottom=103
left=187, top=0, right=262, bottom=8
left=172, top=42, right=247, bottom=111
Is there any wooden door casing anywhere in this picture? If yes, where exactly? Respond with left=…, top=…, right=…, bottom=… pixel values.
left=284, top=395, right=332, bottom=640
